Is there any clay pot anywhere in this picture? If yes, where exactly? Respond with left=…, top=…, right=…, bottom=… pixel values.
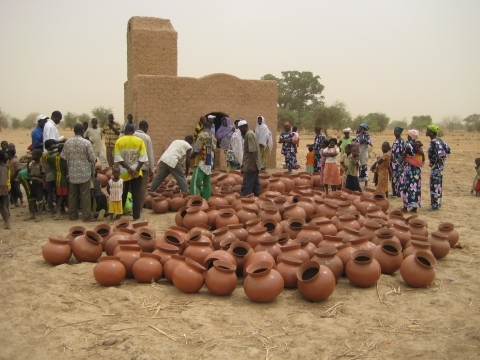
left=205, top=260, right=237, bottom=296
left=335, top=214, right=361, bottom=232
left=280, top=175, right=295, bottom=193
left=93, top=224, right=112, bottom=250
left=246, top=226, right=270, bottom=249
left=337, top=200, right=357, bottom=214
left=42, top=237, right=72, bottom=265
left=345, top=250, right=381, bottom=288
left=163, top=254, right=185, bottom=282
left=225, top=224, right=247, bottom=242
left=169, top=196, right=186, bottom=212
left=259, top=174, right=271, bottom=190
left=372, top=191, right=389, bottom=212
left=132, top=227, right=156, bottom=252
left=132, top=220, right=149, bottom=230
left=258, top=205, right=282, bottom=224
left=336, top=227, right=361, bottom=242
left=243, top=251, right=277, bottom=277
left=296, top=225, right=323, bottom=246
left=203, top=250, right=236, bottom=269
left=172, top=258, right=206, bottom=293
left=391, top=223, right=411, bottom=249
left=227, top=241, right=254, bottom=276
left=365, top=206, right=387, bottom=221
left=371, top=228, right=401, bottom=247
left=277, top=233, right=292, bottom=246
left=186, top=195, right=209, bottom=210
left=409, top=218, right=428, bottom=237
left=268, top=178, right=286, bottom=193
left=373, top=240, right=403, bottom=274
left=315, top=200, right=338, bottom=219
left=260, top=218, right=282, bottom=237
left=297, top=261, right=336, bottom=301
left=403, top=240, right=433, bottom=259
left=437, top=222, right=459, bottom=247
left=93, top=256, right=126, bottom=286
left=183, top=238, right=214, bottom=265
left=183, top=206, right=208, bottom=230
left=295, top=198, right=315, bottom=221
left=428, top=231, right=450, bottom=259
left=156, top=230, right=185, bottom=253
left=211, top=227, right=235, bottom=250
left=152, top=197, right=169, bottom=214
left=132, top=253, right=163, bottom=283
left=113, top=238, right=139, bottom=255
left=208, top=194, right=229, bottom=207
left=66, top=226, right=86, bottom=246
left=185, top=229, right=212, bottom=247
left=318, top=235, right=344, bottom=249
left=244, top=261, right=284, bottom=302
left=400, top=251, right=437, bottom=288
left=358, top=221, right=383, bottom=242
left=189, top=223, right=213, bottom=240
left=349, top=211, right=365, bottom=228
left=115, top=245, right=142, bottom=278
left=312, top=172, right=322, bottom=187
left=276, top=242, right=310, bottom=264
left=215, top=209, right=240, bottom=229
left=222, top=191, right=237, bottom=204
left=276, top=256, right=303, bottom=288
left=174, top=206, right=188, bottom=227
left=336, top=242, right=355, bottom=273
left=283, top=217, right=306, bottom=240
left=152, top=243, right=180, bottom=265
left=355, top=197, right=376, bottom=216
left=404, top=234, right=429, bottom=249
left=105, top=229, right=135, bottom=256
left=113, top=219, right=134, bottom=233
left=386, top=210, right=406, bottom=228
left=311, top=247, right=343, bottom=280
left=370, top=217, right=388, bottom=228
left=273, top=197, right=288, bottom=216
left=292, top=237, right=317, bottom=258
left=245, top=218, right=262, bottom=232
left=237, top=206, right=259, bottom=225
left=219, top=238, right=239, bottom=251
left=255, top=236, right=281, bottom=260
left=283, top=203, right=307, bottom=220
left=350, top=236, right=377, bottom=252
left=315, top=219, right=338, bottom=237
left=71, top=231, right=103, bottom=263
left=203, top=207, right=219, bottom=230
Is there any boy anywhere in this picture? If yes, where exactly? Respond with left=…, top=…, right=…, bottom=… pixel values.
left=306, top=145, right=314, bottom=175
left=0, top=151, right=10, bottom=229
left=47, top=144, right=68, bottom=220
left=7, top=148, right=24, bottom=208
left=92, top=171, right=108, bottom=220
left=25, top=149, right=45, bottom=222
left=345, top=144, right=362, bottom=192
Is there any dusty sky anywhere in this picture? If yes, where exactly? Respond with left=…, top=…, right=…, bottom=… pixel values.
left=1, top=0, right=479, bottom=124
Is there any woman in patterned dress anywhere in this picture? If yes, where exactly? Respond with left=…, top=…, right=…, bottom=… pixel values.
left=390, top=126, right=406, bottom=198
left=354, top=123, right=372, bottom=189
left=426, top=125, right=451, bottom=210
left=279, top=122, right=299, bottom=172
left=307, top=127, right=325, bottom=172
left=400, top=129, right=423, bottom=213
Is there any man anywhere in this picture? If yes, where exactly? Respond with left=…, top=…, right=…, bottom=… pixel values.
left=239, top=120, right=262, bottom=197
left=102, top=114, right=120, bottom=167
left=84, top=118, right=108, bottom=169
left=255, top=115, right=273, bottom=170
left=31, top=115, right=47, bottom=150
left=0, top=141, right=8, bottom=151
left=43, top=111, right=65, bottom=150
left=121, top=114, right=136, bottom=134
left=338, top=127, right=355, bottom=156
left=61, top=123, right=96, bottom=222
left=134, top=120, right=154, bottom=209
left=150, top=135, right=192, bottom=194
left=82, top=122, right=89, bottom=136
left=190, top=122, right=216, bottom=200
left=114, top=123, right=148, bottom=221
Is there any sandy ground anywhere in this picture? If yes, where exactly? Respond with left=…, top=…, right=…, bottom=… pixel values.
left=0, top=129, right=479, bottom=360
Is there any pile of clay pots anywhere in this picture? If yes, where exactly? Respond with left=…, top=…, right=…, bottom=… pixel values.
left=41, top=171, right=460, bottom=302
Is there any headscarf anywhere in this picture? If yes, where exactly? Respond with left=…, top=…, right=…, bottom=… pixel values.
left=230, top=128, right=243, bottom=166
left=408, top=129, right=419, bottom=139
left=394, top=126, right=404, bottom=133
left=216, top=117, right=234, bottom=141
left=427, top=124, right=439, bottom=134
left=343, top=127, right=352, bottom=133
left=359, top=123, right=369, bottom=130
left=255, top=116, right=273, bottom=152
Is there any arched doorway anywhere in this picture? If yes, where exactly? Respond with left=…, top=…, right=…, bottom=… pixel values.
left=205, top=112, right=229, bottom=134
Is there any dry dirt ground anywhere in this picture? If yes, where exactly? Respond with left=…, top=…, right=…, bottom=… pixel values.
left=0, top=129, right=479, bottom=360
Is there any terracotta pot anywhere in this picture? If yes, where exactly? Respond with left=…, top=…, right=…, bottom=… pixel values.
left=272, top=197, right=288, bottom=216
left=113, top=238, right=139, bottom=255
left=297, top=261, right=336, bottom=301
left=350, top=236, right=376, bottom=252
left=205, top=260, right=237, bottom=296
left=345, top=250, right=381, bottom=288
left=277, top=233, right=292, bottom=246
left=315, top=200, right=338, bottom=219
left=370, top=217, right=388, bottom=228
left=279, top=175, right=295, bottom=193
left=132, top=253, right=163, bottom=283
left=355, top=197, right=376, bottom=216
left=403, top=240, right=433, bottom=259
left=268, top=178, right=286, bottom=193
left=349, top=211, right=365, bottom=228
left=292, top=237, right=317, bottom=258
left=337, top=200, right=357, bottom=214
left=152, top=243, right=180, bottom=265
left=295, top=198, right=315, bottom=222
left=312, top=172, right=322, bottom=187
left=113, top=219, right=134, bottom=233
left=203, top=207, right=219, bottom=230
left=93, top=256, right=126, bottom=286
left=215, top=209, right=240, bottom=229
left=373, top=240, right=403, bottom=274
left=428, top=231, right=450, bottom=259
left=42, top=237, right=71, bottom=265
left=227, top=241, right=254, bottom=276
left=244, top=261, right=284, bottom=302
left=203, top=250, right=236, bottom=269
left=208, top=193, right=229, bottom=207
left=245, top=218, right=262, bottom=232
left=404, top=234, right=429, bottom=249
left=371, top=228, right=401, bottom=247
left=71, top=231, right=103, bottom=263
left=225, top=223, right=248, bottom=242
left=409, top=218, right=428, bottom=237
left=283, top=203, right=307, bottom=220
left=188, top=224, right=213, bottom=243
left=314, top=219, right=338, bottom=237
left=246, top=226, right=270, bottom=249
left=66, top=226, right=86, bottom=246
left=183, top=238, right=214, bottom=265
left=93, top=224, right=112, bottom=250
left=259, top=174, right=271, bottom=190
left=386, top=210, right=406, bottom=228
left=186, top=195, right=209, bottom=210
left=283, top=217, right=306, bottom=240
left=156, top=230, right=185, bottom=253
left=105, top=229, right=135, bottom=256
left=437, top=222, right=459, bottom=247
left=261, top=218, right=282, bottom=237
left=258, top=205, right=282, bottom=224
left=391, top=222, right=411, bottom=249
left=365, top=206, right=387, bottom=221
left=335, top=214, right=361, bottom=232
left=243, top=250, right=277, bottom=277
left=152, top=197, right=169, bottom=214
left=276, top=242, right=310, bottom=264
left=311, top=246, right=343, bottom=280
left=174, top=206, right=188, bottom=227
left=296, top=225, right=323, bottom=246
left=185, top=229, right=212, bottom=248
left=372, top=191, right=389, bottom=212
left=336, top=227, right=361, bottom=242
left=163, top=254, right=185, bottom=282
left=400, top=251, right=437, bottom=288
left=172, top=257, right=206, bottom=293
left=237, top=206, right=259, bottom=225
left=183, top=206, right=208, bottom=230
left=219, top=238, right=239, bottom=251
left=169, top=196, right=186, bottom=212
left=132, top=227, right=156, bottom=252
left=275, top=256, right=303, bottom=288
left=318, top=235, right=344, bottom=249
left=115, top=245, right=142, bottom=278
left=254, top=236, right=281, bottom=260
left=211, top=227, right=235, bottom=250
left=222, top=191, right=237, bottom=205
left=336, top=242, right=355, bottom=273
left=358, top=221, right=383, bottom=242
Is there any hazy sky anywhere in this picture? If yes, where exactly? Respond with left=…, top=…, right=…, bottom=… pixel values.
left=1, top=0, right=479, bottom=124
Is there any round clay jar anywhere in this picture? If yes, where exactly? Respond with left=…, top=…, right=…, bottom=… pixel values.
left=428, top=231, right=450, bottom=259
left=296, top=261, right=336, bottom=301
left=93, top=256, right=126, bottom=286
left=66, top=226, right=86, bottom=246
left=373, top=240, right=403, bottom=275
left=311, top=246, right=343, bottom=280
left=400, top=251, right=437, bottom=288
left=152, top=243, right=181, bottom=265
left=132, top=253, right=163, bottom=283
left=203, top=250, right=236, bottom=269
left=243, top=261, right=284, bottom=303
left=276, top=256, right=303, bottom=288
left=132, top=227, right=157, bottom=252
left=42, top=236, right=72, bottom=265
left=437, top=222, right=459, bottom=247
left=172, top=257, right=206, bottom=293
left=163, top=254, right=185, bottom=282
left=115, top=245, right=142, bottom=278
left=227, top=241, right=254, bottom=276
left=183, top=206, right=208, bottom=230
left=227, top=223, right=249, bottom=242
left=205, top=260, right=237, bottom=296
left=71, top=231, right=103, bottom=263
left=345, top=250, right=381, bottom=288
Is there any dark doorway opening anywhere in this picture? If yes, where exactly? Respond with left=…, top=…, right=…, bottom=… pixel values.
left=205, top=112, right=229, bottom=134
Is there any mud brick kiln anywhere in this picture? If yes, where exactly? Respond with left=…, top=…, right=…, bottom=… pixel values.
left=124, top=16, right=278, bottom=168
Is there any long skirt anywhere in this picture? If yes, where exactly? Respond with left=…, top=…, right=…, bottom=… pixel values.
left=390, top=163, right=403, bottom=196
left=260, top=145, right=268, bottom=169
left=284, top=151, right=299, bottom=172
left=345, top=175, right=362, bottom=192
left=430, top=166, right=444, bottom=209
left=323, top=163, right=341, bottom=186
left=400, top=164, right=421, bottom=209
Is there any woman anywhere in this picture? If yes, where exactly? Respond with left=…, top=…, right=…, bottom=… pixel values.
left=426, top=124, right=451, bottom=210
left=307, top=126, right=325, bottom=172
left=371, top=142, right=392, bottom=197
left=400, top=129, right=423, bottom=213
left=279, top=122, right=299, bottom=172
left=390, top=126, right=406, bottom=198
left=354, top=123, right=372, bottom=189
left=216, top=117, right=234, bottom=150
left=255, top=116, right=273, bottom=170
left=338, top=127, right=355, bottom=156
left=225, top=119, right=243, bottom=171
left=322, top=138, right=341, bottom=194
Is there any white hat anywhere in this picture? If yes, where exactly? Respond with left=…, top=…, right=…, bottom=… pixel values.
left=343, top=127, right=352, bottom=133
left=36, top=115, right=48, bottom=122
left=238, top=120, right=248, bottom=127
left=207, top=115, right=216, bottom=119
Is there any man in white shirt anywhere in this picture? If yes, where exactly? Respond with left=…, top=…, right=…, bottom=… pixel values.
left=84, top=118, right=108, bottom=169
left=149, top=135, right=193, bottom=194
left=43, top=111, right=65, bottom=150
left=134, top=120, right=154, bottom=209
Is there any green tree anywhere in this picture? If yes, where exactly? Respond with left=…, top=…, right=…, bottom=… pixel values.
left=0, top=108, right=9, bottom=130
left=276, top=108, right=298, bottom=131
left=311, top=101, right=351, bottom=133
left=78, top=113, right=91, bottom=125
left=463, top=114, right=480, bottom=132
left=63, top=112, right=78, bottom=130
left=22, top=112, right=39, bottom=130
left=364, top=112, right=390, bottom=132
left=11, top=117, right=21, bottom=130
left=350, top=115, right=365, bottom=131
left=410, top=115, right=432, bottom=130
left=92, top=106, right=113, bottom=127
left=387, top=119, right=408, bottom=130
left=441, top=115, right=464, bottom=132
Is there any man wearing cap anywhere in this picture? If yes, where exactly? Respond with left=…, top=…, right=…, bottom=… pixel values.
left=426, top=125, right=451, bottom=210
left=338, top=128, right=355, bottom=156
left=354, top=123, right=372, bottom=189
left=238, top=120, right=262, bottom=196
left=390, top=126, right=406, bottom=198
left=190, top=121, right=216, bottom=200
left=43, top=111, right=65, bottom=150
left=31, top=115, right=47, bottom=150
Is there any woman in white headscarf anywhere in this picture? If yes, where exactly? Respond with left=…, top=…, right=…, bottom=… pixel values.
left=255, top=116, right=273, bottom=170
left=226, top=119, right=243, bottom=171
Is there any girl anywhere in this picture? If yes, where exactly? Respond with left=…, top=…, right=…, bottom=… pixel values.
left=371, top=142, right=392, bottom=197
left=307, top=127, right=325, bottom=172
left=400, top=130, right=423, bottom=213
left=355, top=123, right=372, bottom=189
left=306, top=146, right=314, bottom=175
left=279, top=122, right=299, bottom=172
left=345, top=144, right=362, bottom=192
left=322, top=138, right=341, bottom=194
left=107, top=166, right=123, bottom=224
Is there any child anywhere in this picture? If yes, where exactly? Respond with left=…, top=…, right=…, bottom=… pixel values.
left=0, top=151, right=10, bottom=229
left=92, top=171, right=108, bottom=220
left=322, top=138, right=341, bottom=194
left=47, top=144, right=68, bottom=220
left=107, top=166, right=123, bottom=224
left=340, top=144, right=352, bottom=189
left=1, top=141, right=8, bottom=151
left=7, top=148, right=25, bottom=208
left=306, top=145, right=314, bottom=175
left=345, top=144, right=362, bottom=192
left=292, top=126, right=300, bottom=153
left=43, top=140, right=57, bottom=217
left=371, top=142, right=392, bottom=197
left=471, top=158, right=480, bottom=196
left=25, top=149, right=45, bottom=222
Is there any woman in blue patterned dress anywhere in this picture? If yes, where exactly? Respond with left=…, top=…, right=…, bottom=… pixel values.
left=307, top=127, right=325, bottom=172
left=279, top=122, right=300, bottom=172
left=426, top=125, right=451, bottom=210
left=390, top=126, right=406, bottom=197
left=400, top=129, right=423, bottom=213
left=354, top=123, right=371, bottom=189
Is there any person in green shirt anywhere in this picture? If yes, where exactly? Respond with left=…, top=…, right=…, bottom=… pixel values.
left=338, top=127, right=355, bottom=156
